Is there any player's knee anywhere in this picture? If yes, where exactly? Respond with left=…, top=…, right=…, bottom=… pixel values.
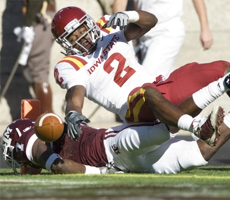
left=217, top=60, right=230, bottom=74
left=144, top=87, right=162, bottom=105
left=177, top=141, right=207, bottom=170
left=225, top=64, right=230, bottom=74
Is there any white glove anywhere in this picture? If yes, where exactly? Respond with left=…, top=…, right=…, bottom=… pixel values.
left=14, top=26, right=35, bottom=44
left=103, top=11, right=139, bottom=30
left=103, top=12, right=129, bottom=30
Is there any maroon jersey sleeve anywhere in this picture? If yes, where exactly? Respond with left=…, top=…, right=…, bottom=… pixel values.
left=16, top=129, right=41, bottom=170
left=52, top=124, right=108, bottom=167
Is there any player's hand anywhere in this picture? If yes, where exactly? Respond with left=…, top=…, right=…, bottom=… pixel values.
left=200, top=29, right=213, bottom=50
left=103, top=12, right=129, bottom=30
left=65, top=111, right=90, bottom=140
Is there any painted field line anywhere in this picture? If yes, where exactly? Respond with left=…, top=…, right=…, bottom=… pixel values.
left=0, top=178, right=97, bottom=185
left=102, top=174, right=230, bottom=179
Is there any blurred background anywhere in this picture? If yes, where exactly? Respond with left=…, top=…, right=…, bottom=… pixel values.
left=0, top=0, right=229, bottom=134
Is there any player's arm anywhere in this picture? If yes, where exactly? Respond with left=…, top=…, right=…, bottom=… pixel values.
left=32, top=139, right=108, bottom=174
left=112, top=0, right=128, bottom=13
left=192, top=0, right=213, bottom=50
left=111, top=0, right=157, bottom=41
left=65, top=85, right=85, bottom=114
left=104, top=9, right=158, bottom=42
left=64, top=85, right=90, bottom=140
left=124, top=10, right=158, bottom=41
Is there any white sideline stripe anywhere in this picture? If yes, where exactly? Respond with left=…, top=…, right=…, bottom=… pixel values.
left=0, top=179, right=96, bottom=185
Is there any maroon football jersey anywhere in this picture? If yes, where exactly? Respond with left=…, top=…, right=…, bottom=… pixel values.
left=16, top=127, right=41, bottom=169
left=15, top=122, right=108, bottom=168
left=52, top=124, right=108, bottom=167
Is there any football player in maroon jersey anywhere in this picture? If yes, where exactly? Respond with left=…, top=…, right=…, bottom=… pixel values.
left=1, top=107, right=230, bottom=175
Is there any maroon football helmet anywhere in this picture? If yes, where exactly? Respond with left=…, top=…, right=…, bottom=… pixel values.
left=51, top=6, right=101, bottom=56
left=1, top=119, right=34, bottom=174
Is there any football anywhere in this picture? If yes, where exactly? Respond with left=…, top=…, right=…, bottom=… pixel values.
left=34, top=113, right=64, bottom=142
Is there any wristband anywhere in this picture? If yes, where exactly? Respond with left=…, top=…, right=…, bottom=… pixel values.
left=123, top=11, right=139, bottom=23
left=85, top=165, right=101, bottom=174
left=45, top=153, right=62, bottom=171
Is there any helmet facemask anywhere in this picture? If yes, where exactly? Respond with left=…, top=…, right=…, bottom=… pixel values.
left=1, top=135, right=21, bottom=174
left=1, top=119, right=35, bottom=174
left=56, top=14, right=101, bottom=56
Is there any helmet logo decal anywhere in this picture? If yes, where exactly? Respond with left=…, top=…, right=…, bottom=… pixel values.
left=3, top=127, right=12, bottom=139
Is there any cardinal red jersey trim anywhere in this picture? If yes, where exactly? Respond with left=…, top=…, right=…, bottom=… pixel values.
left=58, top=56, right=87, bottom=71
left=97, top=17, right=112, bottom=34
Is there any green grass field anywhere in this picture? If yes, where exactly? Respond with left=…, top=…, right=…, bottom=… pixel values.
left=1, top=166, right=230, bottom=200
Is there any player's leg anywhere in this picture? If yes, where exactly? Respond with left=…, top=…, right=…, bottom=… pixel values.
left=149, top=115, right=230, bottom=174
left=104, top=122, right=172, bottom=172
left=144, top=86, right=184, bottom=127
left=151, top=61, right=230, bottom=117
left=27, top=22, right=54, bottom=113
left=145, top=71, right=230, bottom=123
left=127, top=82, right=226, bottom=145
left=164, top=60, right=230, bottom=105
left=147, top=139, right=208, bottom=174
left=125, top=61, right=230, bottom=145
left=143, top=60, right=230, bottom=132
left=33, top=82, right=53, bottom=113
left=145, top=85, right=225, bottom=145
left=126, top=61, right=230, bottom=123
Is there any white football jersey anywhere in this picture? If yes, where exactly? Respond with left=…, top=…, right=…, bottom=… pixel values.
left=54, top=16, right=157, bottom=120
left=133, top=0, right=183, bottom=24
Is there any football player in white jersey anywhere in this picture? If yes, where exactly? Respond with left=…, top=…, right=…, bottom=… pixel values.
left=51, top=7, right=230, bottom=142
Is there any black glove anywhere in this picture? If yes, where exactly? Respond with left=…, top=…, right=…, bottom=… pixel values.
left=103, top=12, right=129, bottom=30
left=65, top=111, right=90, bottom=140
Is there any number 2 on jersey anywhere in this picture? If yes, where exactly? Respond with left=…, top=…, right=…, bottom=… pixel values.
left=103, top=53, right=136, bottom=87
